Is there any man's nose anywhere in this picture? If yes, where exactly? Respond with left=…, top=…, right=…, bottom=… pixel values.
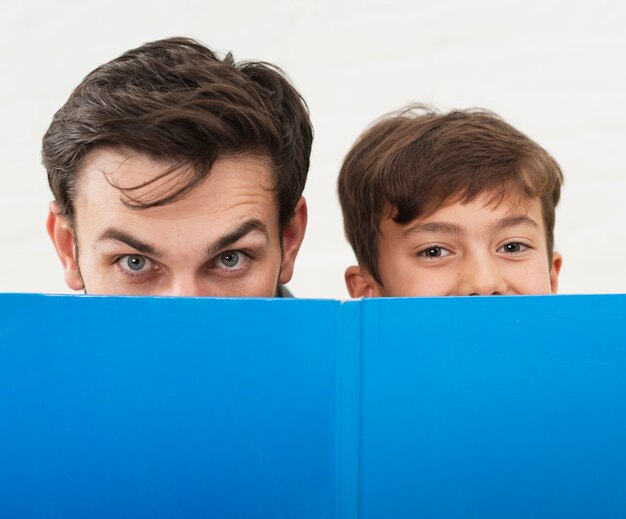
left=456, top=254, right=508, bottom=296
left=163, top=277, right=208, bottom=297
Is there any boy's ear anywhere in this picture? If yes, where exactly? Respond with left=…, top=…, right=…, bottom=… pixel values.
left=345, top=265, right=377, bottom=298
left=46, top=201, right=84, bottom=291
left=549, top=251, right=563, bottom=294
left=278, top=197, right=307, bottom=285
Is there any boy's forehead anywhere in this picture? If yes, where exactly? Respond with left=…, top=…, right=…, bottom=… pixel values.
left=383, top=193, right=545, bottom=232
left=385, top=189, right=541, bottom=223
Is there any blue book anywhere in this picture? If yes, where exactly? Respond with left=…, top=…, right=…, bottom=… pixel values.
left=1, top=294, right=625, bottom=518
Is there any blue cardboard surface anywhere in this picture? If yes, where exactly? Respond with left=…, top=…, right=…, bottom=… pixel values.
left=360, top=295, right=626, bottom=518
left=0, top=295, right=338, bottom=518
left=1, top=293, right=625, bottom=518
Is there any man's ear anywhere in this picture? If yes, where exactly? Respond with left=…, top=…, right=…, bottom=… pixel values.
left=278, top=197, right=307, bottom=285
left=46, top=201, right=84, bottom=291
left=549, top=251, right=563, bottom=294
left=345, top=265, right=377, bottom=298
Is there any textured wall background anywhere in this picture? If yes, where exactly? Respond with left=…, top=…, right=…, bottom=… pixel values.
left=1, top=0, right=625, bottom=297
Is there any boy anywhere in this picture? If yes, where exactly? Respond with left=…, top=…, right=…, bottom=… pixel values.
left=337, top=106, right=563, bottom=297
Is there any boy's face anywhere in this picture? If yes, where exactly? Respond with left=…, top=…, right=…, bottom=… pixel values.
left=47, top=149, right=306, bottom=297
left=345, top=194, right=561, bottom=297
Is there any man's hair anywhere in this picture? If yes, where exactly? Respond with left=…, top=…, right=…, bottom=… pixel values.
left=42, top=37, right=313, bottom=230
left=338, top=105, right=564, bottom=284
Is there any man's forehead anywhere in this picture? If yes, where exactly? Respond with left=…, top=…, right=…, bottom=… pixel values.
left=76, top=148, right=275, bottom=205
left=73, top=148, right=280, bottom=243
left=82, top=147, right=272, bottom=186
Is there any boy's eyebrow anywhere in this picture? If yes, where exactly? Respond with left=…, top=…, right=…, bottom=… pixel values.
left=404, top=222, right=465, bottom=237
left=494, top=215, right=540, bottom=231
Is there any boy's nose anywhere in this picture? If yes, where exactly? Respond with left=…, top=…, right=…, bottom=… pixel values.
left=456, top=255, right=508, bottom=296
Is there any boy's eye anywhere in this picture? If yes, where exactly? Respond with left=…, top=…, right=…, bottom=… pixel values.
left=498, top=242, right=529, bottom=254
left=419, top=246, right=451, bottom=259
left=117, top=254, right=154, bottom=274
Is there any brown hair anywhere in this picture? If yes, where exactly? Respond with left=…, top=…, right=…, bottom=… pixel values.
left=42, top=37, right=313, bottom=230
left=338, top=105, right=563, bottom=284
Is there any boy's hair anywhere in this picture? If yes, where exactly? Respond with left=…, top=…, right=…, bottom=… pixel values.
left=338, top=106, right=563, bottom=284
left=42, top=37, right=313, bottom=230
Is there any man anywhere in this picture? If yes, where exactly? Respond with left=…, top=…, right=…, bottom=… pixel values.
left=43, top=37, right=312, bottom=297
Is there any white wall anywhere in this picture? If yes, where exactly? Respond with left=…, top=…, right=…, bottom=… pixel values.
left=1, top=0, right=625, bottom=297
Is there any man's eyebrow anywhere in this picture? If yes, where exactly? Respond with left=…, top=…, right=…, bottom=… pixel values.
left=95, top=228, right=160, bottom=256
left=207, top=219, right=269, bottom=256
left=404, top=221, right=465, bottom=237
left=494, top=215, right=540, bottom=231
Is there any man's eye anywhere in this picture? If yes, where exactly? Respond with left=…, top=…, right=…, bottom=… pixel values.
left=218, top=251, right=246, bottom=269
left=499, top=242, right=529, bottom=254
left=419, top=246, right=451, bottom=259
left=209, top=250, right=251, bottom=275
left=118, top=254, right=153, bottom=274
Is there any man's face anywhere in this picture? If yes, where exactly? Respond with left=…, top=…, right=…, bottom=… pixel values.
left=47, top=149, right=306, bottom=296
left=346, top=194, right=562, bottom=297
